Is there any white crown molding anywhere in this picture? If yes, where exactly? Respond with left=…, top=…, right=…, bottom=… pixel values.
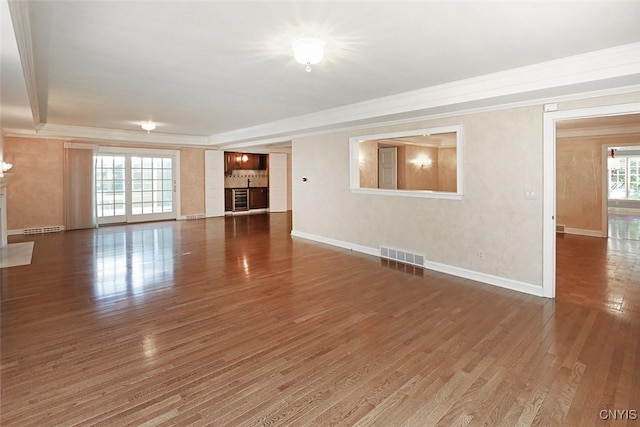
left=6, top=0, right=40, bottom=126
left=7, top=123, right=210, bottom=146
left=217, top=84, right=640, bottom=151
left=209, top=42, right=640, bottom=146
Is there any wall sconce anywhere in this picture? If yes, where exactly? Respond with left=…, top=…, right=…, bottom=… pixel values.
left=0, top=161, right=13, bottom=175
left=410, top=156, right=432, bottom=170
left=236, top=154, right=249, bottom=163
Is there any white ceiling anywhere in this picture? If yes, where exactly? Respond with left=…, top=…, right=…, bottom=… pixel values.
left=2, top=1, right=640, bottom=148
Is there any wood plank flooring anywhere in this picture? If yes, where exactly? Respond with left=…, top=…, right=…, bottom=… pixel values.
left=1, top=213, right=639, bottom=426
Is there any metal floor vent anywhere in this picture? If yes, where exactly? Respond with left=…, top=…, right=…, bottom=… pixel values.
left=185, top=214, right=205, bottom=220
left=380, top=246, right=425, bottom=268
left=24, top=226, right=63, bottom=235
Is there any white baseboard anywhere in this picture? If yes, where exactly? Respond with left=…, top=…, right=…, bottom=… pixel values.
left=290, top=230, right=380, bottom=257
left=564, top=227, right=605, bottom=238
left=422, top=259, right=545, bottom=297
left=290, top=229, right=545, bottom=298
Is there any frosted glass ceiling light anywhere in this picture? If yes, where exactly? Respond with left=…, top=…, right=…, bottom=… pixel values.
left=140, top=121, right=156, bottom=132
left=292, top=37, right=325, bottom=72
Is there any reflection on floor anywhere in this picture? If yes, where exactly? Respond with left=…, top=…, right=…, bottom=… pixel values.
left=0, top=242, right=34, bottom=268
left=557, top=232, right=640, bottom=316
left=608, top=212, right=640, bottom=240
left=93, top=226, right=175, bottom=300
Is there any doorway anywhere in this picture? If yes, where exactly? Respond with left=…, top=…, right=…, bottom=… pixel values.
left=96, top=149, right=180, bottom=225
left=543, top=102, right=640, bottom=298
left=378, top=147, right=397, bottom=189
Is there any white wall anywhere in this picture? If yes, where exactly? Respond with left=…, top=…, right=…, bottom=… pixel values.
left=293, top=105, right=544, bottom=287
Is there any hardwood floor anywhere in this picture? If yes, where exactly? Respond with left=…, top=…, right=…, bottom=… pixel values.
left=556, top=233, right=640, bottom=314
left=1, top=213, right=639, bottom=426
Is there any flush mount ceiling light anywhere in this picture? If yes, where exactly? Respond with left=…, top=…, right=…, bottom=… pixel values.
left=292, top=37, right=326, bottom=72
left=140, top=121, right=156, bottom=132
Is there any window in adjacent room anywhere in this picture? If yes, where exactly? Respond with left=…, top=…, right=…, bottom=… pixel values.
left=608, top=155, right=640, bottom=200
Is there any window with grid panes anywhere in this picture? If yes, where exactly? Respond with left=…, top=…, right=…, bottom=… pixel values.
left=95, top=155, right=126, bottom=217
left=130, top=156, right=173, bottom=215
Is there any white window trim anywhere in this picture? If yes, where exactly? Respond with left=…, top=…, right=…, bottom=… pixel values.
left=349, top=125, right=464, bottom=200
left=612, top=156, right=640, bottom=200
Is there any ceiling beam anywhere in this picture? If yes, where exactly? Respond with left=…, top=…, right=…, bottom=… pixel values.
left=6, top=0, right=40, bottom=127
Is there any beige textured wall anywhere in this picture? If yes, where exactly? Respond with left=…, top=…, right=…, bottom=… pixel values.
left=4, top=137, right=65, bottom=229
left=292, top=105, right=544, bottom=286
left=438, top=147, right=457, bottom=192
left=401, top=145, right=439, bottom=190
left=556, top=138, right=602, bottom=231
left=358, top=140, right=378, bottom=188
left=180, top=147, right=205, bottom=215
left=3, top=137, right=208, bottom=228
left=292, top=91, right=640, bottom=288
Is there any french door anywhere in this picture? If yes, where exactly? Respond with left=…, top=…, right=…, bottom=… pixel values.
left=96, top=150, right=179, bottom=225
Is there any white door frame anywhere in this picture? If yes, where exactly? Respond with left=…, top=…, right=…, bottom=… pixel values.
left=542, top=101, right=640, bottom=298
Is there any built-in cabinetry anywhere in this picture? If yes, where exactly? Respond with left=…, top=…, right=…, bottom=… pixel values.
left=225, top=152, right=268, bottom=173
left=249, top=187, right=268, bottom=210
left=225, top=187, right=268, bottom=212
left=224, top=188, right=232, bottom=211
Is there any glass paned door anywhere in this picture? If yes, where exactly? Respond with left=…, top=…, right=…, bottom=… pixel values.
left=96, top=154, right=176, bottom=225
left=96, top=155, right=126, bottom=224
left=130, top=156, right=175, bottom=221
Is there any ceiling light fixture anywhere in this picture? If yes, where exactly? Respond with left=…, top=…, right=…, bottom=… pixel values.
left=140, top=121, right=156, bottom=132
left=292, top=37, right=326, bottom=72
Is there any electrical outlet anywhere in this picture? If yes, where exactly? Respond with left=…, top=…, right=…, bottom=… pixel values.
left=524, top=190, right=536, bottom=200
left=478, top=250, right=485, bottom=259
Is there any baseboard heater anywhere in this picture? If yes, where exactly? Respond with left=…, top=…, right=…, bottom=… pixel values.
left=380, top=246, right=425, bottom=268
